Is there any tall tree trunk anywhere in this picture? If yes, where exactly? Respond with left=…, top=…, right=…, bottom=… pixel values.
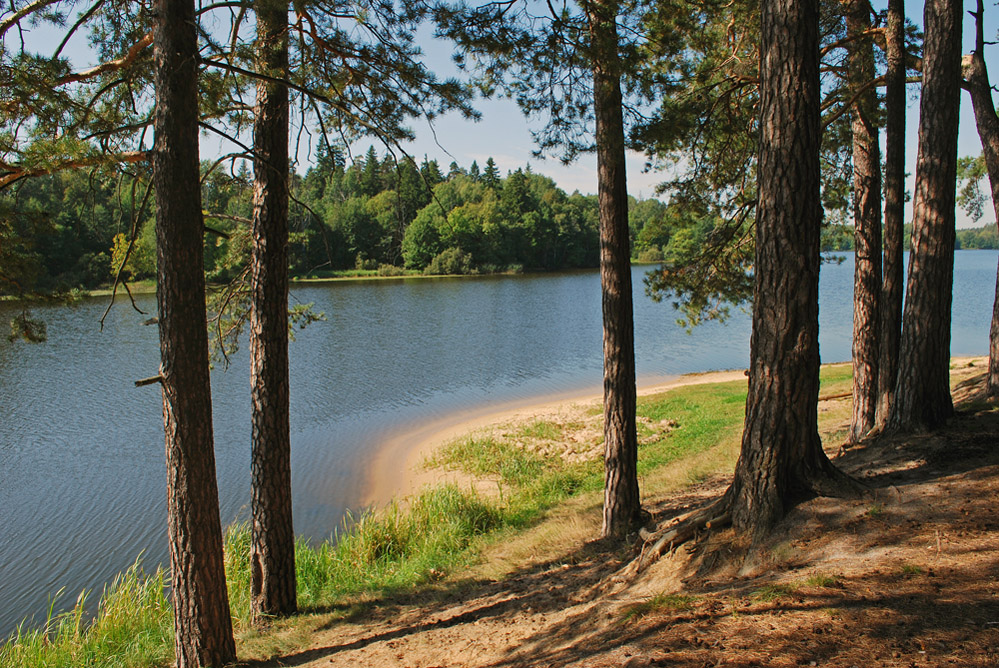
left=846, top=0, right=882, bottom=443
left=887, top=0, right=962, bottom=432
left=725, top=0, right=855, bottom=538
left=962, top=0, right=999, bottom=396
left=587, top=0, right=641, bottom=539
left=250, top=0, right=296, bottom=622
left=151, top=0, right=236, bottom=664
left=875, top=0, right=906, bottom=429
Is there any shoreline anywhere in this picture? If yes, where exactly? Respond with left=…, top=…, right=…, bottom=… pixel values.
left=362, top=368, right=750, bottom=508
left=364, top=356, right=985, bottom=509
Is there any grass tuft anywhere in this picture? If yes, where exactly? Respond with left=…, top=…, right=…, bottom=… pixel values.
left=804, top=573, right=839, bottom=588
left=623, top=593, right=697, bottom=621
left=751, top=583, right=796, bottom=602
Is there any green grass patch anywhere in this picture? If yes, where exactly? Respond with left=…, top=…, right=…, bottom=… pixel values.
left=427, top=435, right=600, bottom=526
left=226, top=485, right=504, bottom=616
left=623, top=593, right=697, bottom=621
left=517, top=419, right=566, bottom=441
left=429, top=436, right=550, bottom=487
left=635, top=380, right=747, bottom=475
left=751, top=583, right=797, bottom=602
left=0, top=563, right=172, bottom=668
left=804, top=573, right=839, bottom=588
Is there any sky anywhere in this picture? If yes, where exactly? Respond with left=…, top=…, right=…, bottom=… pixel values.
left=387, top=1, right=999, bottom=227
left=10, top=0, right=999, bottom=225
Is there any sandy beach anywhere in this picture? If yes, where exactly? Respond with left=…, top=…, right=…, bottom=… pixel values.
left=363, top=368, right=750, bottom=507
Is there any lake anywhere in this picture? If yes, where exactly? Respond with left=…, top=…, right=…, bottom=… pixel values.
left=0, top=251, right=995, bottom=636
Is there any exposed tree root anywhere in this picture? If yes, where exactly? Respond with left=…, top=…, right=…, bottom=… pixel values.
left=628, top=465, right=868, bottom=574
left=626, top=497, right=731, bottom=575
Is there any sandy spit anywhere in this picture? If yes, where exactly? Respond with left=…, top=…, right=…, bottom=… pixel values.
left=362, top=368, right=750, bottom=508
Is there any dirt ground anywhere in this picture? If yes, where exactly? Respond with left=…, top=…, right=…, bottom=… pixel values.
left=249, top=364, right=999, bottom=668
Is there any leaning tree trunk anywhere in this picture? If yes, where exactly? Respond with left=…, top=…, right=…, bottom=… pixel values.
left=151, top=0, right=236, bottom=664
left=887, top=0, right=962, bottom=432
left=587, top=0, right=641, bottom=540
left=250, top=0, right=296, bottom=623
left=725, top=0, right=856, bottom=539
left=845, top=0, right=882, bottom=443
left=875, top=0, right=906, bottom=429
left=962, top=0, right=999, bottom=396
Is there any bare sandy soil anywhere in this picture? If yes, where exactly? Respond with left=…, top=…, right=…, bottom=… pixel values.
left=250, top=363, right=999, bottom=668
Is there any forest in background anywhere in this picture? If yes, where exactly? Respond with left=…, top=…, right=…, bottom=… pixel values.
left=4, top=143, right=996, bottom=295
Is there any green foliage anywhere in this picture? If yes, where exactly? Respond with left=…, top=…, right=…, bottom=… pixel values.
left=425, top=247, right=474, bottom=275
left=821, top=223, right=855, bottom=251
left=957, top=155, right=989, bottom=223
left=643, top=205, right=754, bottom=328
left=0, top=562, right=172, bottom=668
left=0, top=148, right=682, bottom=290
left=956, top=224, right=999, bottom=250
left=630, top=0, right=926, bottom=325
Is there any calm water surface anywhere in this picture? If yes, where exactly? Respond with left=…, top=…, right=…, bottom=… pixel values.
left=0, top=251, right=995, bottom=635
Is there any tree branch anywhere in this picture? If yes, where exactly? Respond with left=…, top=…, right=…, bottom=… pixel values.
left=0, top=0, right=61, bottom=40
left=0, top=151, right=149, bottom=190
left=57, top=32, right=153, bottom=86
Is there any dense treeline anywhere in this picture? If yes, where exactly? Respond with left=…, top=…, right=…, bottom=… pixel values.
left=0, top=147, right=680, bottom=292
left=820, top=222, right=999, bottom=252
left=5, top=152, right=994, bottom=297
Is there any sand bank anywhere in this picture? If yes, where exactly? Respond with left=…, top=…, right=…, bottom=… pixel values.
left=363, top=368, right=750, bottom=507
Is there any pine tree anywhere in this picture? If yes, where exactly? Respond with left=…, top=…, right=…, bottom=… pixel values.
left=875, top=0, right=907, bottom=428
left=483, top=157, right=501, bottom=188
left=961, top=0, right=999, bottom=395
left=152, top=0, right=236, bottom=662
left=845, top=0, right=882, bottom=442
left=249, top=0, right=296, bottom=624
left=887, top=0, right=963, bottom=432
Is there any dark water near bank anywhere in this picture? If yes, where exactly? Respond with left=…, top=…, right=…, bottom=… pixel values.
left=0, top=251, right=995, bottom=636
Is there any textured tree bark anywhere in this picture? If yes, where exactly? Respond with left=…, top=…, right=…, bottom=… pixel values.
left=726, top=0, right=855, bottom=539
left=250, top=0, right=297, bottom=623
left=845, top=0, right=882, bottom=443
left=962, top=0, right=999, bottom=396
left=151, top=0, right=236, bottom=664
left=588, top=0, right=641, bottom=540
left=887, top=0, right=962, bottom=432
left=875, top=0, right=906, bottom=430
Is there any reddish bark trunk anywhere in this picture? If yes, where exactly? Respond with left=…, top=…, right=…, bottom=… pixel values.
left=846, top=0, right=882, bottom=443
left=887, top=0, right=962, bottom=432
left=587, top=0, right=641, bottom=539
left=726, top=0, right=854, bottom=538
left=152, top=0, right=236, bottom=663
left=875, top=0, right=906, bottom=429
left=250, top=0, right=297, bottom=622
left=962, top=0, right=999, bottom=396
